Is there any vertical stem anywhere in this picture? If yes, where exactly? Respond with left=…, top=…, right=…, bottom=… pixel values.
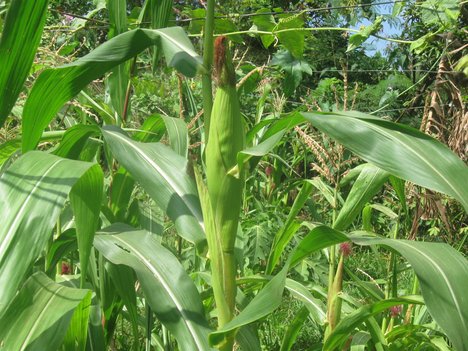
left=145, top=302, right=153, bottom=351
left=201, top=0, right=215, bottom=138
left=382, top=212, right=401, bottom=332
left=326, top=150, right=342, bottom=338
left=162, top=325, right=170, bottom=351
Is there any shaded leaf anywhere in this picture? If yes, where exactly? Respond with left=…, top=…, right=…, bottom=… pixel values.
left=0, top=152, right=96, bottom=314
left=70, top=164, right=104, bottom=287
left=0, top=272, right=90, bottom=351
left=94, top=224, right=213, bottom=350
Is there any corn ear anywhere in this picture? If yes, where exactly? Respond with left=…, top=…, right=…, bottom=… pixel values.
left=205, top=36, right=244, bottom=330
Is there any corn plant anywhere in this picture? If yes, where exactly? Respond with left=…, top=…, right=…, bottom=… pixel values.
left=0, top=1, right=467, bottom=351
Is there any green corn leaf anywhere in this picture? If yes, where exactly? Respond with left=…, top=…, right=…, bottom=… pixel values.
left=351, top=233, right=468, bottom=351
left=0, top=0, right=48, bottom=126
left=61, top=291, right=92, bottom=351
left=209, top=265, right=289, bottom=348
left=102, top=126, right=206, bottom=252
left=22, top=27, right=203, bottom=152
left=94, top=224, right=213, bottom=351
left=280, top=306, right=310, bottom=351
left=301, top=111, right=468, bottom=211
left=106, top=0, right=130, bottom=119
left=109, top=167, right=135, bottom=222
left=85, top=297, right=106, bottom=351
left=0, top=139, right=21, bottom=167
left=45, top=228, right=77, bottom=275
left=0, top=151, right=98, bottom=315
left=285, top=278, right=326, bottom=324
left=236, top=326, right=261, bottom=351
left=70, top=164, right=104, bottom=287
left=324, top=296, right=424, bottom=350
left=289, top=226, right=468, bottom=351
left=105, top=262, right=139, bottom=347
left=147, top=0, right=173, bottom=70
left=289, top=225, right=348, bottom=268
left=160, top=115, right=189, bottom=158
left=306, top=178, right=342, bottom=208
left=53, top=125, right=101, bottom=160
left=229, top=130, right=286, bottom=178
left=132, top=114, right=166, bottom=143
left=0, top=272, right=90, bottom=351
left=333, top=164, right=389, bottom=231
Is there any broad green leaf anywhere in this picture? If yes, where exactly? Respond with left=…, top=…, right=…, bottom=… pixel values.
left=350, top=331, right=371, bottom=351
left=147, top=0, right=173, bottom=70
left=0, top=139, right=21, bottom=167
left=138, top=201, right=164, bottom=238
left=161, top=115, right=189, bottom=158
left=0, top=152, right=96, bottom=314
left=132, top=114, right=166, bottom=142
left=252, top=8, right=276, bottom=48
left=85, top=287, right=106, bottom=351
left=368, top=204, right=398, bottom=219
left=290, top=226, right=468, bottom=351
left=0, top=0, right=48, bottom=126
left=275, top=13, right=305, bottom=58
left=53, top=125, right=101, bottom=160
left=229, top=130, right=286, bottom=178
left=70, top=164, right=104, bottom=287
left=289, top=225, right=348, bottom=268
left=280, top=306, right=310, bottom=351
left=333, top=164, right=389, bottom=231
left=45, top=228, right=78, bottom=274
left=236, top=327, right=261, bottom=351
left=109, top=167, right=135, bottom=222
left=301, top=111, right=468, bottom=211
left=285, top=278, right=326, bottom=323
left=94, top=224, right=213, bottom=350
left=209, top=266, right=288, bottom=347
left=306, top=178, right=341, bottom=208
left=61, top=292, right=92, bottom=351
left=420, top=0, right=459, bottom=28
left=389, top=175, right=407, bottom=213
left=272, top=50, right=312, bottom=96
left=106, top=0, right=129, bottom=119
left=339, top=164, right=367, bottom=188
left=22, top=27, right=203, bottom=152
left=352, top=233, right=468, bottom=351
left=102, top=127, right=206, bottom=251
left=324, top=296, right=424, bottom=350
left=392, top=1, right=405, bottom=17
left=0, top=272, right=90, bottom=351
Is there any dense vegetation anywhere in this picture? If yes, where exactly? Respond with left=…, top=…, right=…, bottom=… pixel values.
left=0, top=0, right=466, bottom=350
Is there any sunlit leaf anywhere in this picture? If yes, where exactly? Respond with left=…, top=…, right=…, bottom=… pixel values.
left=301, top=111, right=468, bottom=211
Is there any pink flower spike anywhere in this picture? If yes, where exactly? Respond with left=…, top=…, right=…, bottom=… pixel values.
left=339, top=242, right=353, bottom=257
left=389, top=305, right=402, bottom=318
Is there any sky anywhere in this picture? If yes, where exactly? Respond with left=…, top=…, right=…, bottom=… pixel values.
left=353, top=2, right=404, bottom=55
